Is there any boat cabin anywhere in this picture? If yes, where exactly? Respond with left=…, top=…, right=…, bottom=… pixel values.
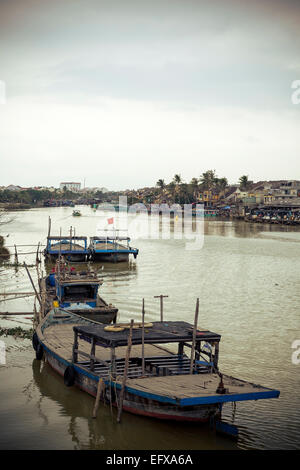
left=54, top=271, right=102, bottom=308
left=72, top=321, right=220, bottom=379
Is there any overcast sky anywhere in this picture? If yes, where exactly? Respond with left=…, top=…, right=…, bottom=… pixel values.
left=0, top=0, right=299, bottom=190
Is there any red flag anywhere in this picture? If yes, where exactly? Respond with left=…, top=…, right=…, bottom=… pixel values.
left=107, top=217, right=114, bottom=225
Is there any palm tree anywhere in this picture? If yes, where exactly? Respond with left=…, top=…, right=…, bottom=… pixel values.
left=167, top=181, right=176, bottom=202
left=215, top=177, right=228, bottom=200
left=156, top=179, right=166, bottom=191
left=173, top=174, right=182, bottom=185
left=239, top=175, right=251, bottom=191
left=199, top=170, right=217, bottom=190
left=190, top=177, right=199, bottom=200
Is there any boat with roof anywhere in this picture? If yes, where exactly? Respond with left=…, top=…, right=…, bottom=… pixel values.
left=89, top=230, right=138, bottom=262
left=32, top=301, right=280, bottom=427
left=40, top=258, right=118, bottom=324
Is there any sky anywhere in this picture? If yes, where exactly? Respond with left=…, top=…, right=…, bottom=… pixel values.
left=0, top=0, right=299, bottom=190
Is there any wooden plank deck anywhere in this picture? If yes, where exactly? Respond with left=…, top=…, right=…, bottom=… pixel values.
left=48, top=243, right=86, bottom=252
left=41, top=324, right=277, bottom=403
left=42, top=324, right=173, bottom=362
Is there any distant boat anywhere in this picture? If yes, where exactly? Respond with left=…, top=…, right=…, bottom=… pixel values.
left=89, top=231, right=138, bottom=262
left=44, top=236, right=89, bottom=262
left=73, top=210, right=81, bottom=216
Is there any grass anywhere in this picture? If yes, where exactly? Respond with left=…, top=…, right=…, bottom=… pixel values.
left=0, top=326, right=33, bottom=339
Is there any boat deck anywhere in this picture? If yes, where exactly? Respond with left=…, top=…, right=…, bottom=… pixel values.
left=42, top=323, right=172, bottom=363
left=41, top=323, right=279, bottom=406
left=47, top=242, right=87, bottom=253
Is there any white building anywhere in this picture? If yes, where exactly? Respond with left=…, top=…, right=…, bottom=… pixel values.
left=60, top=182, right=81, bottom=192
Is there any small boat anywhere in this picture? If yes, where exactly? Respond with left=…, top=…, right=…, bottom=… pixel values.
left=33, top=309, right=280, bottom=425
left=73, top=210, right=81, bottom=216
left=40, top=261, right=118, bottom=324
left=89, top=231, right=138, bottom=262
left=44, top=236, right=89, bottom=262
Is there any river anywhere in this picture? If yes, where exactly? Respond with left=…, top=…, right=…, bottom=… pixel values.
left=0, top=205, right=299, bottom=450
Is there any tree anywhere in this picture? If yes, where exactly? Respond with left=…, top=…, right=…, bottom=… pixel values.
left=156, top=179, right=166, bottom=191
left=190, top=177, right=199, bottom=200
left=199, top=170, right=217, bottom=190
left=173, top=174, right=182, bottom=185
left=239, top=175, right=251, bottom=191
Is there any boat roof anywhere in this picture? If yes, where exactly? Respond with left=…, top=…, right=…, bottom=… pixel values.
left=91, top=236, right=130, bottom=241
left=47, top=236, right=87, bottom=240
left=56, top=271, right=102, bottom=285
left=73, top=321, right=221, bottom=348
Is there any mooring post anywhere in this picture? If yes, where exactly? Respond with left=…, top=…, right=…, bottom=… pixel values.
left=190, top=298, right=199, bottom=374
left=48, top=216, right=51, bottom=238
left=117, top=319, right=134, bottom=423
left=93, top=378, right=104, bottom=419
left=36, top=242, right=40, bottom=264
left=14, top=245, right=18, bottom=264
left=142, top=299, right=145, bottom=375
left=154, top=294, right=168, bottom=322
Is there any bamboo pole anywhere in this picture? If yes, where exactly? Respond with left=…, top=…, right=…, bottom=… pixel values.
left=190, top=298, right=199, bottom=374
left=117, top=319, right=134, bottom=423
left=93, top=378, right=104, bottom=419
left=154, top=294, right=168, bottom=322
left=142, top=299, right=145, bottom=375
left=36, top=242, right=40, bottom=264
left=0, top=311, right=34, bottom=316
left=23, top=262, right=42, bottom=307
left=48, top=216, right=51, bottom=238
left=14, top=245, right=18, bottom=264
left=0, top=292, right=35, bottom=295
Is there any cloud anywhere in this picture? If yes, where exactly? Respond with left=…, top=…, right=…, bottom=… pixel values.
left=0, top=0, right=299, bottom=188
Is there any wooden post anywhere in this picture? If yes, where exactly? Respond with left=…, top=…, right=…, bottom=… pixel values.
left=36, top=242, right=40, bottom=264
left=93, top=378, right=104, bottom=419
left=154, top=295, right=168, bottom=322
left=48, top=216, right=51, bottom=238
left=90, top=337, right=96, bottom=371
left=14, top=245, right=18, bottom=264
left=142, top=299, right=145, bottom=375
left=70, top=226, right=72, bottom=252
left=117, top=319, right=134, bottom=423
left=190, top=298, right=199, bottom=375
left=23, top=262, right=42, bottom=307
left=72, top=330, right=78, bottom=363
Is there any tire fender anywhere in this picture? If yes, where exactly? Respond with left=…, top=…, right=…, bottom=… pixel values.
left=32, top=332, right=39, bottom=351
left=64, top=365, right=76, bottom=387
left=36, top=343, right=43, bottom=360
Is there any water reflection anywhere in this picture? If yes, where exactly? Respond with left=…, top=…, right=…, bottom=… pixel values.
left=31, top=359, right=237, bottom=450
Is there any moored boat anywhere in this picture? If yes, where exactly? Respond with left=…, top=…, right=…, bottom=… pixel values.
left=39, top=260, right=118, bottom=324
left=32, top=308, right=280, bottom=425
left=73, top=210, right=81, bottom=216
left=89, top=232, right=139, bottom=262
left=44, top=236, right=89, bottom=262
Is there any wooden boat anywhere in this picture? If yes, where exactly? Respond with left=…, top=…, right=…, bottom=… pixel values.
left=33, top=311, right=280, bottom=424
left=89, top=232, right=138, bottom=262
left=40, top=262, right=118, bottom=324
left=44, top=236, right=89, bottom=262
left=73, top=210, right=81, bottom=216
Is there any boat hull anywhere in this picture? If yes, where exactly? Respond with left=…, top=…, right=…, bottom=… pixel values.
left=91, top=252, right=130, bottom=263
left=43, top=346, right=220, bottom=423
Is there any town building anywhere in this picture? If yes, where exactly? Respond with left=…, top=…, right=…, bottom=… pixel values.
left=59, top=182, right=81, bottom=192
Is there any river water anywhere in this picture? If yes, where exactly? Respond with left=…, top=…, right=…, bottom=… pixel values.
left=0, top=206, right=299, bottom=450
